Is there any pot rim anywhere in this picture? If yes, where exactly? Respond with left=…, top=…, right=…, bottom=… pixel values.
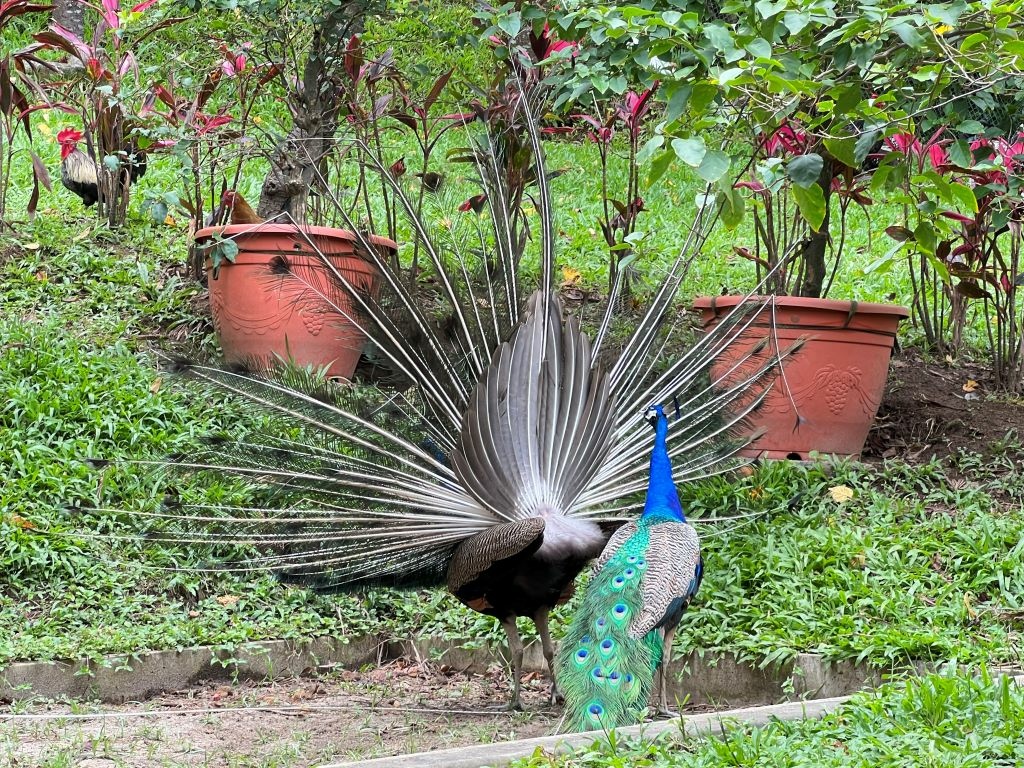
left=194, top=222, right=398, bottom=251
left=691, top=294, right=910, bottom=317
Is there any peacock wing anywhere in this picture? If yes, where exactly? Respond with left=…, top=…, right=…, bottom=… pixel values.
left=592, top=520, right=639, bottom=572
left=630, top=522, right=702, bottom=637
left=446, top=517, right=546, bottom=597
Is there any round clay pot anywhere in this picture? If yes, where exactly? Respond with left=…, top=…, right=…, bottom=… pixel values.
left=195, top=223, right=397, bottom=380
left=692, top=295, right=909, bottom=460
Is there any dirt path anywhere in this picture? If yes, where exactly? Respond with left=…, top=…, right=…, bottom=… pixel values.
left=0, top=659, right=568, bottom=767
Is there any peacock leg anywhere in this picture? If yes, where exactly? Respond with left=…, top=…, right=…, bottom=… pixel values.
left=500, top=617, right=525, bottom=711
left=533, top=610, right=564, bottom=706
left=656, top=625, right=679, bottom=717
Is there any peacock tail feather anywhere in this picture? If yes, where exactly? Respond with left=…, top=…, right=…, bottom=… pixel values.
left=556, top=523, right=664, bottom=731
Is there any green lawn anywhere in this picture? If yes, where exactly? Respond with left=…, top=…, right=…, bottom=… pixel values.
left=508, top=670, right=1024, bottom=767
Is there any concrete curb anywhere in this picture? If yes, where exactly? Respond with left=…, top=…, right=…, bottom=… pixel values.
left=318, top=694, right=854, bottom=768
left=0, top=635, right=383, bottom=704
left=3, top=634, right=1019, bottom=712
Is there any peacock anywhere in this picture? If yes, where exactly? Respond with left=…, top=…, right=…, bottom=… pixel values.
left=557, top=403, right=703, bottom=731
left=118, top=88, right=786, bottom=711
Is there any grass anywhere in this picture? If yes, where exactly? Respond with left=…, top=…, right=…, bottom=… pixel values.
left=507, top=669, right=1024, bottom=767
left=0, top=0, right=1022, bottom=744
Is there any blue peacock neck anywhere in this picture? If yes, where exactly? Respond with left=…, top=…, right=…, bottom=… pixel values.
left=641, top=407, right=687, bottom=524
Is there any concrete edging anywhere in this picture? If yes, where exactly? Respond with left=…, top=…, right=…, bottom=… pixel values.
left=2, top=634, right=1016, bottom=712
left=318, top=694, right=854, bottom=768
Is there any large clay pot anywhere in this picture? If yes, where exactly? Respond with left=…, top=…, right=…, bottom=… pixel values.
left=692, top=295, right=909, bottom=460
left=194, top=223, right=397, bottom=380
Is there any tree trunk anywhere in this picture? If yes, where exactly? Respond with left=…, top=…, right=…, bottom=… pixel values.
left=798, top=154, right=833, bottom=298
left=256, top=2, right=372, bottom=223
left=51, top=0, right=86, bottom=38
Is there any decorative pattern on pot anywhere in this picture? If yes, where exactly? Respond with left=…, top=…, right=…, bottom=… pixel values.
left=692, top=295, right=909, bottom=460
left=761, top=364, right=879, bottom=418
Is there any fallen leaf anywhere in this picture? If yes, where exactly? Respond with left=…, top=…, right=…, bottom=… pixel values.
left=164, top=214, right=176, bottom=226
left=215, top=594, right=239, bottom=606
left=962, top=379, right=979, bottom=392
left=73, top=228, right=92, bottom=242
left=150, top=377, right=162, bottom=393
left=9, top=514, right=36, bottom=530
left=35, top=270, right=47, bottom=282
left=24, top=242, right=41, bottom=251
left=829, top=485, right=854, bottom=503
left=561, top=266, right=581, bottom=285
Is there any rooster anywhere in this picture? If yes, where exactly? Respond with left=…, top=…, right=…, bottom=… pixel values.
left=57, top=128, right=147, bottom=208
left=207, top=190, right=264, bottom=226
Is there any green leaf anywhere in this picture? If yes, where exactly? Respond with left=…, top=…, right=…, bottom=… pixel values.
left=637, top=135, right=665, bottom=165
left=826, top=84, right=861, bottom=116
left=956, top=120, right=985, bottom=135
left=960, top=32, right=988, bottom=52
left=791, top=183, right=826, bottom=230
left=745, top=37, right=772, bottom=58
left=672, top=136, right=707, bottom=167
left=717, top=186, right=745, bottom=229
left=855, top=130, right=880, bottom=165
left=648, top=149, right=675, bottom=186
left=783, top=10, right=810, bottom=34
left=663, top=83, right=692, bottom=123
left=824, top=137, right=858, bottom=168
left=890, top=21, right=924, bottom=48
left=914, top=220, right=936, bottom=256
left=948, top=140, right=972, bottom=167
left=949, top=182, right=978, bottom=214
left=690, top=82, right=718, bottom=113
left=696, top=150, right=730, bottom=182
left=787, top=154, right=824, bottom=188
left=495, top=11, right=521, bottom=38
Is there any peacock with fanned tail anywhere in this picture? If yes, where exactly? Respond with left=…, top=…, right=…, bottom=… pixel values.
left=557, top=403, right=703, bottom=731
left=121, top=91, right=789, bottom=711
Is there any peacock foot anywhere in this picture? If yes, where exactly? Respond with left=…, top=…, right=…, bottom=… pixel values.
left=548, top=685, right=565, bottom=707
left=652, top=705, right=680, bottom=719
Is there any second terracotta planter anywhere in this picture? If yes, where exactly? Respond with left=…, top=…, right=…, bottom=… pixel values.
left=195, top=223, right=397, bottom=380
left=693, top=295, right=909, bottom=460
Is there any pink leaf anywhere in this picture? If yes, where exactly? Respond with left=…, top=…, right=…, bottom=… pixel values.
left=101, top=0, right=119, bottom=28
left=130, top=0, right=158, bottom=11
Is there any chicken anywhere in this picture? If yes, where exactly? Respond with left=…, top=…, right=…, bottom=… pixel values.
left=57, top=128, right=146, bottom=207
left=220, top=190, right=264, bottom=226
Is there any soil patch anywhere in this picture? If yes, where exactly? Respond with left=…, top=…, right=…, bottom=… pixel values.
left=864, top=347, right=1024, bottom=462
left=0, top=658, right=708, bottom=767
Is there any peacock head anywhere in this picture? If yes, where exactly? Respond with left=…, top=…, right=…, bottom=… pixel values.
left=644, top=404, right=663, bottom=428
left=57, top=128, right=83, bottom=161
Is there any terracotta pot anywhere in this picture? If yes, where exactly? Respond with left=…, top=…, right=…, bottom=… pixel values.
left=692, top=295, right=909, bottom=460
left=195, top=223, right=397, bottom=380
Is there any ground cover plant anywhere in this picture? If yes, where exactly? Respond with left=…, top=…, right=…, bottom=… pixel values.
left=506, top=669, right=1024, bottom=767
left=1, top=0, right=1024, bottom=763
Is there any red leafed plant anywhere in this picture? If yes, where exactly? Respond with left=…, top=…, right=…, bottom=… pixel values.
left=882, top=128, right=1024, bottom=390
left=0, top=0, right=55, bottom=227
left=561, top=85, right=659, bottom=298
left=141, top=39, right=280, bottom=248
left=33, top=0, right=186, bottom=226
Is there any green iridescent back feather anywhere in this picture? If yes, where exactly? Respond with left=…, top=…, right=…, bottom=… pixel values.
left=557, top=522, right=663, bottom=731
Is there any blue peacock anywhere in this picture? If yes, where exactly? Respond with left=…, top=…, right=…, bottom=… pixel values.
left=558, top=403, right=703, bottom=731
left=110, top=93, right=787, bottom=711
